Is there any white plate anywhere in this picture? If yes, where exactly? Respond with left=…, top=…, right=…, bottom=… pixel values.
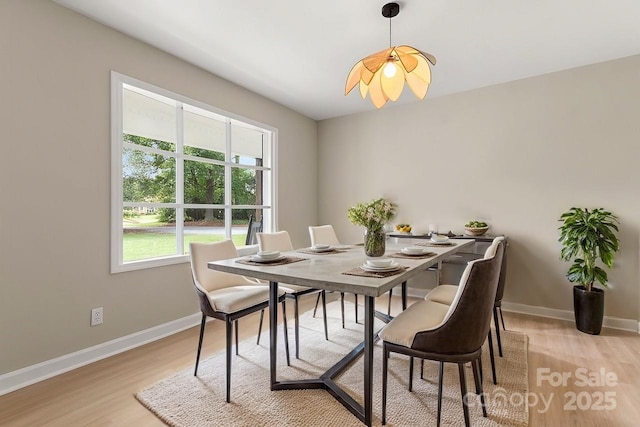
left=401, top=248, right=426, bottom=255
left=257, top=250, right=281, bottom=259
left=310, top=245, right=333, bottom=252
left=361, top=262, right=400, bottom=272
left=430, top=236, right=449, bottom=243
left=250, top=255, right=286, bottom=263
left=366, top=258, right=393, bottom=268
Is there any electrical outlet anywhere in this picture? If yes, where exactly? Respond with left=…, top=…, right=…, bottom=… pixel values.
left=91, top=307, right=103, bottom=326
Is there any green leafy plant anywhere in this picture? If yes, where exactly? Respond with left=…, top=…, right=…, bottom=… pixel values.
left=347, top=198, right=397, bottom=231
left=558, top=207, right=619, bottom=292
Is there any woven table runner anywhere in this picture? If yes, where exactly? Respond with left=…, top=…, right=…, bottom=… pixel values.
left=236, top=256, right=307, bottom=266
left=342, top=265, right=408, bottom=278
left=415, top=242, right=457, bottom=247
left=296, top=248, right=348, bottom=255
left=389, top=251, right=437, bottom=259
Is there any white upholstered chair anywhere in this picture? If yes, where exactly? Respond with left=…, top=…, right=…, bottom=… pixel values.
left=308, top=225, right=352, bottom=327
left=257, top=230, right=329, bottom=359
left=189, top=240, right=290, bottom=402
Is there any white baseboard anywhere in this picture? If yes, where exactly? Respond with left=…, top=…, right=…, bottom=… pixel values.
left=0, top=312, right=201, bottom=397
left=501, top=301, right=639, bottom=333
left=404, top=287, right=639, bottom=334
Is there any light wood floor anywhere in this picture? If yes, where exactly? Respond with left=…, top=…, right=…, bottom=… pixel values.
left=1, top=295, right=639, bottom=426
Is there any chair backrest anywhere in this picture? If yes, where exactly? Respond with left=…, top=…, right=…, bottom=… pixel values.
left=257, top=230, right=294, bottom=252
left=245, top=215, right=263, bottom=246
left=190, top=240, right=250, bottom=295
left=412, top=240, right=505, bottom=355
left=308, top=225, right=340, bottom=246
left=483, top=236, right=507, bottom=303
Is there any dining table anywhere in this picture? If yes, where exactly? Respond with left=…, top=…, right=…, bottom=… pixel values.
left=207, top=239, right=474, bottom=426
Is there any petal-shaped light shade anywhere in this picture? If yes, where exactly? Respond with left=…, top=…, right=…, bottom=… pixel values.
left=368, top=68, right=388, bottom=109
left=345, top=45, right=435, bottom=108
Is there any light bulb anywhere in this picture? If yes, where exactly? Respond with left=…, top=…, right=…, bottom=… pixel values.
left=383, top=61, right=397, bottom=78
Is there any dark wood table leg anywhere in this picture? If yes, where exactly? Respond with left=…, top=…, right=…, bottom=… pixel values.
left=363, top=295, right=374, bottom=426
left=269, top=281, right=278, bottom=388
left=401, top=281, right=407, bottom=311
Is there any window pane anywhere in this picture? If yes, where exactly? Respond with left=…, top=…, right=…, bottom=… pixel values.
left=184, top=160, right=224, bottom=205
left=231, top=166, right=263, bottom=205
left=233, top=208, right=264, bottom=246
left=123, top=147, right=176, bottom=203
left=183, top=208, right=226, bottom=253
left=123, top=208, right=176, bottom=261
left=231, top=124, right=264, bottom=166
left=184, top=110, right=226, bottom=160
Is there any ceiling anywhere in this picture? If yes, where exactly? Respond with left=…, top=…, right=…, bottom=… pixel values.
left=53, top=0, right=640, bottom=121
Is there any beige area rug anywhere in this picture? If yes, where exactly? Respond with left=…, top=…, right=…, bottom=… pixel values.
left=137, top=302, right=529, bottom=426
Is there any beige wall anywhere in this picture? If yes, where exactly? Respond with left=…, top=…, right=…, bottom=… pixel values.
left=0, top=0, right=317, bottom=374
left=318, top=55, right=640, bottom=322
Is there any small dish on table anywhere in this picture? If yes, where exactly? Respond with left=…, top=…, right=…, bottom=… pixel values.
left=310, top=244, right=332, bottom=252
left=401, top=246, right=426, bottom=256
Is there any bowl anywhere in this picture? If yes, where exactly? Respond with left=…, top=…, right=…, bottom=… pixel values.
left=257, top=250, right=280, bottom=259
left=402, top=246, right=424, bottom=255
left=312, top=244, right=330, bottom=250
left=366, top=258, right=393, bottom=268
left=430, top=234, right=449, bottom=243
left=464, top=226, right=489, bottom=236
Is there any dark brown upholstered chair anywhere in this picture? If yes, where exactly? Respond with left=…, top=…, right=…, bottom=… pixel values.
left=425, top=236, right=506, bottom=384
left=189, top=240, right=290, bottom=402
left=379, top=240, right=505, bottom=426
left=257, top=230, right=329, bottom=359
left=245, top=215, right=262, bottom=246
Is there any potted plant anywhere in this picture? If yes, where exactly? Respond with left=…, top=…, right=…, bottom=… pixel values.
left=347, top=198, right=396, bottom=257
left=558, top=207, right=619, bottom=335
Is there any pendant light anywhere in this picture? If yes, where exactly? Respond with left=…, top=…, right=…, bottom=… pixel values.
left=345, top=2, right=436, bottom=109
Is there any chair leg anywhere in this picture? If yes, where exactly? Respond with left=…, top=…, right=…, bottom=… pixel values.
left=494, top=306, right=503, bottom=357
left=382, top=345, right=389, bottom=425
left=321, top=291, right=329, bottom=340
left=281, top=301, right=290, bottom=366
left=312, top=293, right=321, bottom=317
left=499, top=306, right=506, bottom=330
left=294, top=296, right=300, bottom=359
left=354, top=294, right=359, bottom=324
left=420, top=358, right=424, bottom=379
left=225, top=318, right=233, bottom=403
left=458, top=363, right=471, bottom=427
left=256, top=309, right=265, bottom=345
left=408, top=356, right=414, bottom=391
left=194, top=314, right=206, bottom=376
left=234, top=320, right=239, bottom=356
left=340, top=292, right=345, bottom=328
left=472, top=358, right=488, bottom=417
left=478, top=354, right=484, bottom=385
left=487, top=330, right=497, bottom=385
left=387, top=289, right=392, bottom=316
left=437, top=362, right=444, bottom=427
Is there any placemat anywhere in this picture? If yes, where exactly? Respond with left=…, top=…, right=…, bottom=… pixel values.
left=342, top=265, right=408, bottom=278
left=389, top=251, right=437, bottom=259
left=297, top=248, right=348, bottom=255
left=236, top=256, right=307, bottom=266
left=415, top=241, right=457, bottom=247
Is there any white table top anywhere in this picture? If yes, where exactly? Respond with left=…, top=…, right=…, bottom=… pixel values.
left=208, top=240, right=474, bottom=297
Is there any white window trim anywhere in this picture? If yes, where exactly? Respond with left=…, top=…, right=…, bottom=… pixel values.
left=110, top=71, right=278, bottom=273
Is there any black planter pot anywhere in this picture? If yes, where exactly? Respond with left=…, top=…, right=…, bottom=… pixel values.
left=573, top=285, right=605, bottom=335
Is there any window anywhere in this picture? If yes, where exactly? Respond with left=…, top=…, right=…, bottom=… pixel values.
left=111, top=72, right=276, bottom=272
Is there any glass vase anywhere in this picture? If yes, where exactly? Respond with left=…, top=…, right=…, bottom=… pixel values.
left=364, top=228, right=386, bottom=257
